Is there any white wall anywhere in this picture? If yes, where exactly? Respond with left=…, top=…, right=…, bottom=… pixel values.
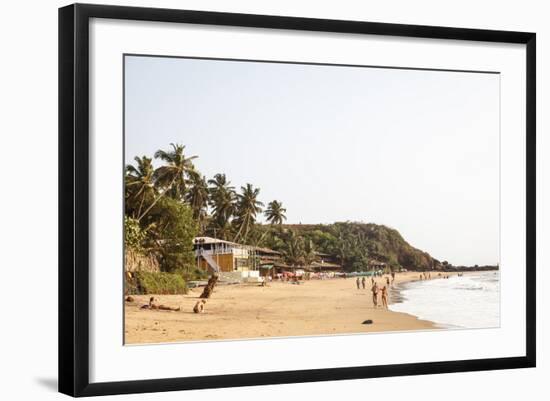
left=0, top=0, right=547, bottom=400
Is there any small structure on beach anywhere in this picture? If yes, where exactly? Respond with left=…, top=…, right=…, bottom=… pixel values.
left=310, top=260, right=343, bottom=272
left=368, top=259, right=387, bottom=272
left=193, top=237, right=282, bottom=276
left=311, top=252, right=343, bottom=272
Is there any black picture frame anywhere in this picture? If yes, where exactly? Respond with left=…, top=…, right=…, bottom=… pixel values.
left=59, top=3, right=536, bottom=397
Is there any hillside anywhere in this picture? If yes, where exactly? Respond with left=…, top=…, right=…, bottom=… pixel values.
left=269, top=222, right=440, bottom=272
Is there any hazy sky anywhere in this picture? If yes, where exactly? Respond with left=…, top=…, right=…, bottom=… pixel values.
left=124, top=55, right=499, bottom=266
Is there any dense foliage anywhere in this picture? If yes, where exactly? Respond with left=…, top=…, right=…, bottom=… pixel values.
left=125, top=142, right=446, bottom=275
left=244, top=222, right=439, bottom=272
left=126, top=271, right=188, bottom=295
left=143, top=198, right=198, bottom=273
left=124, top=143, right=287, bottom=275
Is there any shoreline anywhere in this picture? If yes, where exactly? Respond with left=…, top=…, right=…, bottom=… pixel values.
left=124, top=272, right=466, bottom=345
left=389, top=271, right=499, bottom=330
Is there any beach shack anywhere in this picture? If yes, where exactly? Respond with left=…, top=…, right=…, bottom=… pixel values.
left=193, top=237, right=282, bottom=278
left=310, top=260, right=343, bottom=272
left=308, top=252, right=343, bottom=273
left=368, top=259, right=387, bottom=275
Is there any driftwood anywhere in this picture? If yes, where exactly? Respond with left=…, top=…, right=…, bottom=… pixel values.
left=199, top=275, right=219, bottom=299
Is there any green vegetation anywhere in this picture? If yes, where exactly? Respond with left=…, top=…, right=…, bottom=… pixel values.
left=125, top=142, right=288, bottom=275
left=265, top=200, right=287, bottom=225
left=243, top=222, right=439, bottom=272
left=125, top=145, right=200, bottom=275
left=125, top=142, right=448, bottom=277
left=127, top=271, right=188, bottom=295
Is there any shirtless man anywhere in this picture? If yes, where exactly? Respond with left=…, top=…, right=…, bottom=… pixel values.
left=356, top=277, right=361, bottom=289
left=361, top=276, right=366, bottom=289
left=371, top=282, right=379, bottom=307
left=380, top=286, right=388, bottom=308
left=141, top=296, right=180, bottom=311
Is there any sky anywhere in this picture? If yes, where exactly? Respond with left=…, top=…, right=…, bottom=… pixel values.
left=124, top=55, right=500, bottom=266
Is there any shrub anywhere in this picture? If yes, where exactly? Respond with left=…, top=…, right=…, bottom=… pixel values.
left=127, top=271, right=188, bottom=295
left=181, top=266, right=209, bottom=282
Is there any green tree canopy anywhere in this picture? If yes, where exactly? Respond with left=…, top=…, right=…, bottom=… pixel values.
left=142, top=197, right=198, bottom=273
left=265, top=200, right=287, bottom=225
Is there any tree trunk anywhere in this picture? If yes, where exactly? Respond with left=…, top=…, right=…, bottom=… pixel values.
left=200, top=274, right=219, bottom=299
left=137, top=175, right=178, bottom=222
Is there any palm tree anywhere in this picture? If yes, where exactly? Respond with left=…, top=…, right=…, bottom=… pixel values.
left=208, top=174, right=236, bottom=233
left=282, top=230, right=305, bottom=270
left=186, top=172, right=209, bottom=233
left=336, top=232, right=350, bottom=271
left=125, top=156, right=155, bottom=219
left=303, top=238, right=316, bottom=269
left=352, top=232, right=369, bottom=271
left=136, top=143, right=197, bottom=221
left=154, top=143, right=198, bottom=200
left=265, top=200, right=287, bottom=226
left=213, top=219, right=233, bottom=241
left=233, top=183, right=264, bottom=242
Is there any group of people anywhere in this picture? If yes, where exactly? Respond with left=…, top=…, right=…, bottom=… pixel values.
left=419, top=272, right=452, bottom=280
left=355, top=275, right=392, bottom=309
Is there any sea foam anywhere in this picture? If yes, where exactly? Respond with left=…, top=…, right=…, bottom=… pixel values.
left=389, top=271, right=500, bottom=329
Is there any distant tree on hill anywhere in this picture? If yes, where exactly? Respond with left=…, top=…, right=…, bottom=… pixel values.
left=265, top=200, right=287, bottom=226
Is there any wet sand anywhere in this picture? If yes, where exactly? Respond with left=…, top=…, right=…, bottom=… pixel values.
left=125, top=272, right=450, bottom=344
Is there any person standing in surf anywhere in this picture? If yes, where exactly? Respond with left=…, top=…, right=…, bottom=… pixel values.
left=380, top=286, right=389, bottom=308
left=371, top=282, right=379, bottom=307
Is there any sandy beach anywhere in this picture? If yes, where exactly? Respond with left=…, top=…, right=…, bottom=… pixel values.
left=124, top=272, right=457, bottom=344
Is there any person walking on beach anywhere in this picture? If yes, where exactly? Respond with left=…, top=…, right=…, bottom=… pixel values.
left=380, top=286, right=388, bottom=308
left=386, top=276, right=390, bottom=287
left=361, top=276, right=366, bottom=289
left=371, top=282, right=379, bottom=307
left=356, top=277, right=361, bottom=289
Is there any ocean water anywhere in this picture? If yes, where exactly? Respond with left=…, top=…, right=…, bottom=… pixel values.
left=389, top=272, right=500, bottom=329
